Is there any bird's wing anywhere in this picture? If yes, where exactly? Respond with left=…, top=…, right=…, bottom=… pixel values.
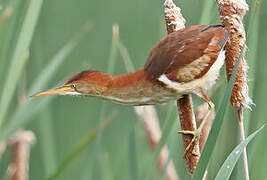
left=144, top=25, right=229, bottom=82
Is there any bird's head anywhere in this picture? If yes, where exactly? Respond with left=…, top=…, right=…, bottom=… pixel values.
left=31, top=70, right=110, bottom=98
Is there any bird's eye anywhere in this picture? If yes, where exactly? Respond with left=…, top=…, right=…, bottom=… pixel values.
left=71, top=84, right=76, bottom=89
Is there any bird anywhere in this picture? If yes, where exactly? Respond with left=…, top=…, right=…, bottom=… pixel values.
left=31, top=24, right=229, bottom=154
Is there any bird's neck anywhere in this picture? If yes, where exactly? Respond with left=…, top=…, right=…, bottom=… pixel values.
left=96, top=69, right=151, bottom=105
left=89, top=69, right=167, bottom=105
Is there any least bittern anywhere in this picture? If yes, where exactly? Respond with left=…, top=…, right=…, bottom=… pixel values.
left=32, top=24, right=229, bottom=153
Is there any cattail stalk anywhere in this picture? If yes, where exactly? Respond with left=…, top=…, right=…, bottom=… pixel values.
left=7, top=130, right=35, bottom=180
left=177, top=96, right=199, bottom=173
left=196, top=103, right=215, bottom=153
left=238, top=109, right=249, bottom=180
left=164, top=0, right=199, bottom=173
left=217, top=0, right=251, bottom=179
left=0, top=141, right=7, bottom=162
left=0, top=7, right=13, bottom=24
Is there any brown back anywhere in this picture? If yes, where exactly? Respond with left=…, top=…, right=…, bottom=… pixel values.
left=144, top=25, right=228, bottom=80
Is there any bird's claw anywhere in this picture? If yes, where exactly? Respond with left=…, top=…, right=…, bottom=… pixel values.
left=178, top=129, right=201, bottom=157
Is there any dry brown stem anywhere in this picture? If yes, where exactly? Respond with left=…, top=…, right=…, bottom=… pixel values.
left=0, top=141, right=7, bottom=161
left=135, top=106, right=179, bottom=180
left=217, top=1, right=251, bottom=179
left=7, top=130, right=35, bottom=180
left=196, top=103, right=215, bottom=153
left=0, top=7, right=13, bottom=24
left=164, top=0, right=199, bottom=173
left=238, top=108, right=250, bottom=180
left=217, top=0, right=252, bottom=109
left=0, top=142, right=7, bottom=177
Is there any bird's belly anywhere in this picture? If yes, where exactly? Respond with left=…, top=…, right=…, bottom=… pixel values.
left=98, top=94, right=177, bottom=106
left=99, top=87, right=180, bottom=106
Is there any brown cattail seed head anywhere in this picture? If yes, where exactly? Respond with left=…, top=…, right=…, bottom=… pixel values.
left=217, top=0, right=253, bottom=109
left=164, top=0, right=186, bottom=33
left=7, top=130, right=35, bottom=180
left=177, top=96, right=199, bottom=173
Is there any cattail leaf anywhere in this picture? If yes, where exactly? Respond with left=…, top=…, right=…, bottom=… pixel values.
left=0, top=0, right=43, bottom=128
left=215, top=125, right=264, bottom=180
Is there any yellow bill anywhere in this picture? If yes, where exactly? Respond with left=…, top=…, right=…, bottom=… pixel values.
left=30, top=86, right=76, bottom=98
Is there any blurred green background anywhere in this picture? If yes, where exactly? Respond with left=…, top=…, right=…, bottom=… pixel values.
left=0, top=0, right=266, bottom=179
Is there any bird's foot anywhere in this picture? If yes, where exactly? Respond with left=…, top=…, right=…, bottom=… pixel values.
left=178, top=129, right=201, bottom=157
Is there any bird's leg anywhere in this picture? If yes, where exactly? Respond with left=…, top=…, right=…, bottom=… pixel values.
left=179, top=90, right=214, bottom=156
